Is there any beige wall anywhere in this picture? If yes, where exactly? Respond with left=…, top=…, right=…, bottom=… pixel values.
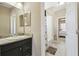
left=16, top=2, right=41, bottom=56
left=0, top=5, right=10, bottom=37
left=30, top=2, right=41, bottom=56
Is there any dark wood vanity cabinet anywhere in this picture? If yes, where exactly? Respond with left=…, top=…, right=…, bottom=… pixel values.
left=0, top=38, right=32, bottom=56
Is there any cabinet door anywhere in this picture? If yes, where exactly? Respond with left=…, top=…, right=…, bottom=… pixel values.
left=1, top=47, right=22, bottom=56
left=22, top=45, right=32, bottom=56
left=22, top=39, right=32, bottom=56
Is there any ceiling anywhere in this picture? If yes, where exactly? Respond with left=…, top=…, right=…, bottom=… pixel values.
left=0, top=2, right=13, bottom=8
left=45, top=2, right=65, bottom=9
left=0, top=2, right=22, bottom=9
left=45, top=2, right=66, bottom=15
left=45, top=2, right=59, bottom=9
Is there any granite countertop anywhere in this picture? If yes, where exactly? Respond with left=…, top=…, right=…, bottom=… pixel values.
left=0, top=35, right=32, bottom=45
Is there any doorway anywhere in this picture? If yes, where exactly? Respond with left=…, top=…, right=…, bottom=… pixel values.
left=44, top=2, right=66, bottom=56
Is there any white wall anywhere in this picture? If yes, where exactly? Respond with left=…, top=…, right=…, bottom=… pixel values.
left=47, top=16, right=53, bottom=41
left=66, top=2, right=78, bottom=56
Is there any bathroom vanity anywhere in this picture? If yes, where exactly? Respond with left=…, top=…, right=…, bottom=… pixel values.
left=0, top=35, right=32, bottom=56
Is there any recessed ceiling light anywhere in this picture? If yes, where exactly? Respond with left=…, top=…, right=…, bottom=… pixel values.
left=58, top=2, right=64, bottom=5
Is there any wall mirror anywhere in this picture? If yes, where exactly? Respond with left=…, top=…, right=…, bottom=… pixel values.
left=19, top=11, right=31, bottom=27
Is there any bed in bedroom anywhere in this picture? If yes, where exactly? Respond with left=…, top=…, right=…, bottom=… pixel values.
left=59, top=30, right=66, bottom=38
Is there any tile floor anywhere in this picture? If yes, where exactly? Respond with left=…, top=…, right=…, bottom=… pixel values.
left=46, top=37, right=66, bottom=56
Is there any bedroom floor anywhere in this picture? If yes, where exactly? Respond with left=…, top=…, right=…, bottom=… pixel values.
left=46, top=37, right=66, bottom=56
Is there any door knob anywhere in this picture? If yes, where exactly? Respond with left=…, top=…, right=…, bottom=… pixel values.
left=76, top=30, right=79, bottom=34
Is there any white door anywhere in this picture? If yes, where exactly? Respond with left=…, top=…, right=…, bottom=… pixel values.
left=66, top=2, right=78, bottom=56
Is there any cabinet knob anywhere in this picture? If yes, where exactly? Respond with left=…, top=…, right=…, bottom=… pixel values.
left=20, top=47, right=22, bottom=50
